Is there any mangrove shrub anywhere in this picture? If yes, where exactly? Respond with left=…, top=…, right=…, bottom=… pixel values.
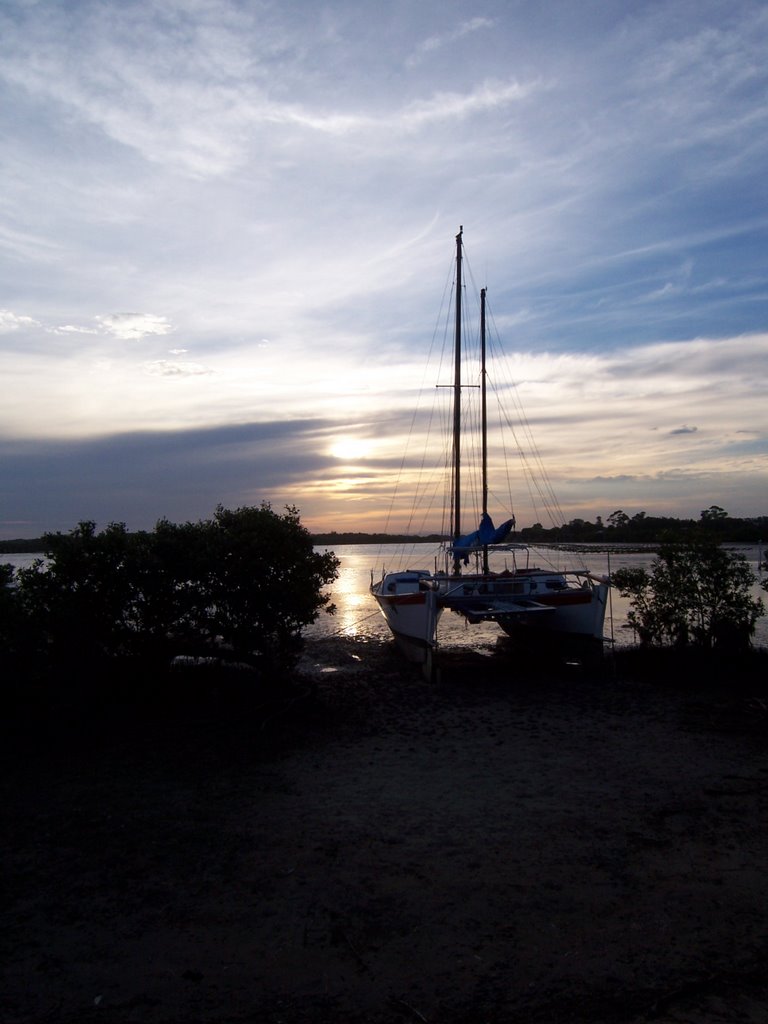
left=612, top=538, right=763, bottom=651
left=7, top=504, right=339, bottom=675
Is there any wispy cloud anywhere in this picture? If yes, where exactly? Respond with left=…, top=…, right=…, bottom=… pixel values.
left=398, top=79, right=532, bottom=131
left=1, top=0, right=767, bottom=533
left=143, top=359, right=212, bottom=378
left=258, top=76, right=533, bottom=138
left=406, top=16, right=495, bottom=68
left=51, top=324, right=101, bottom=336
left=0, top=3, right=527, bottom=175
left=96, top=313, right=174, bottom=341
left=0, top=308, right=38, bottom=332
left=2, top=316, right=765, bottom=529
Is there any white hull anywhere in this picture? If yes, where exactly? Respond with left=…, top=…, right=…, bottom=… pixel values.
left=496, top=578, right=609, bottom=643
left=371, top=570, right=444, bottom=664
left=372, top=566, right=610, bottom=660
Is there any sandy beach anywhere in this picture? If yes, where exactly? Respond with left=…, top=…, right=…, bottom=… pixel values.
left=3, top=637, right=767, bottom=1023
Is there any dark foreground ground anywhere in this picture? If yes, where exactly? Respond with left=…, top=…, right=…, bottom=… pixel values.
left=2, top=640, right=767, bottom=1024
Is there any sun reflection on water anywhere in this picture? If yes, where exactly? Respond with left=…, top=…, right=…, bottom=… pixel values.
left=309, top=543, right=768, bottom=649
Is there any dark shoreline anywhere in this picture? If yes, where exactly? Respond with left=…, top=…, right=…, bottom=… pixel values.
left=3, top=530, right=767, bottom=554
left=3, top=638, right=767, bottom=731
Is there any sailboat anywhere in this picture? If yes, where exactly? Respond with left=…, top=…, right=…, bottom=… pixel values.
left=371, top=227, right=610, bottom=674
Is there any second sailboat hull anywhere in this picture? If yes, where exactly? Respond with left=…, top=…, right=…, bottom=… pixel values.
left=373, top=565, right=610, bottom=661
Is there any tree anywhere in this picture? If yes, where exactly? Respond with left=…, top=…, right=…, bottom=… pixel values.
left=0, top=563, right=24, bottom=665
left=14, top=521, right=145, bottom=670
left=607, top=510, right=630, bottom=531
left=612, top=538, right=764, bottom=651
left=175, top=504, right=340, bottom=664
left=700, top=505, right=727, bottom=521
left=0, top=563, right=16, bottom=624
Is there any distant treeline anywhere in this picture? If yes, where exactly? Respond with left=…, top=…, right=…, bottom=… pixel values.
left=312, top=507, right=768, bottom=546
left=311, top=532, right=445, bottom=546
left=3, top=507, right=767, bottom=554
left=0, top=538, right=48, bottom=554
left=517, top=508, right=768, bottom=545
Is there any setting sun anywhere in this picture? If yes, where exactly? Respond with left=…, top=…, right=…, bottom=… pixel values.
left=329, top=437, right=373, bottom=461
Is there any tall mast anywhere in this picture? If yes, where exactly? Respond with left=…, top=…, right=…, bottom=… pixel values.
left=481, top=286, right=489, bottom=574
left=452, top=227, right=463, bottom=570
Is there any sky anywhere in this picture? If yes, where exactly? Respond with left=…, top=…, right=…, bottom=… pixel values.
left=1, top=0, right=767, bottom=539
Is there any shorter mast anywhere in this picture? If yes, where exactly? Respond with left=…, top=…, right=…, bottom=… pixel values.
left=481, top=286, right=489, bottom=574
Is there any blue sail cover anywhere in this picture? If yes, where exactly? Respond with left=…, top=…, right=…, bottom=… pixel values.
left=451, top=512, right=516, bottom=564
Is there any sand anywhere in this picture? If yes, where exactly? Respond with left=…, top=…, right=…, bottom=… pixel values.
left=3, top=637, right=767, bottom=1023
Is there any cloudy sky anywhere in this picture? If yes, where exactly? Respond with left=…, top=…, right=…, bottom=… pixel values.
left=1, top=0, right=767, bottom=539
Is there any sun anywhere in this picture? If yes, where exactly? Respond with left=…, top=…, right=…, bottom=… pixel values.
left=329, top=437, right=373, bottom=461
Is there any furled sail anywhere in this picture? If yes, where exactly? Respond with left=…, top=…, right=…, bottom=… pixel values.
left=451, top=512, right=516, bottom=564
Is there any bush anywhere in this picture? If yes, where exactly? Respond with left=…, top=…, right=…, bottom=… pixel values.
left=9, top=504, right=339, bottom=678
left=613, top=538, right=764, bottom=651
left=154, top=504, right=340, bottom=664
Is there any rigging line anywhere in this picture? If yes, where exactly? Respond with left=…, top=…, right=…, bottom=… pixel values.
left=400, top=274, right=462, bottom=545
left=480, top=371, right=516, bottom=521
left=452, top=252, right=523, bottom=527
left=498, top=380, right=566, bottom=523
left=508, top=390, right=566, bottom=522
left=319, top=607, right=385, bottom=639
left=483, top=302, right=568, bottom=527
left=487, top=375, right=558, bottom=525
left=406, top=388, right=442, bottom=530
left=486, top=383, right=520, bottom=518
left=377, top=249, right=456, bottom=546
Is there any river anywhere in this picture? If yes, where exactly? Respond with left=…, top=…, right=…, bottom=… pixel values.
left=308, top=542, right=768, bottom=650
left=4, top=543, right=766, bottom=650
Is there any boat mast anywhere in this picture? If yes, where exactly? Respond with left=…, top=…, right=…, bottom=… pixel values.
left=452, top=227, right=463, bottom=571
left=481, top=286, right=489, bottom=575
